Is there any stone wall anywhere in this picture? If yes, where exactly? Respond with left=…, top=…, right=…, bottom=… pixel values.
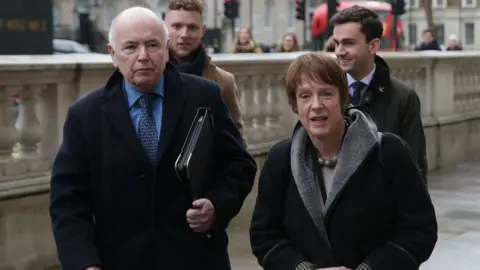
left=1, top=51, right=480, bottom=269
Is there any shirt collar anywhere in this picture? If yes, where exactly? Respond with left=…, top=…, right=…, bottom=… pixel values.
left=124, top=76, right=165, bottom=109
left=347, top=64, right=376, bottom=87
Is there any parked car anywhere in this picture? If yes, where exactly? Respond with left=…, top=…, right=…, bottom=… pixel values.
left=53, top=39, right=92, bottom=54
left=10, top=40, right=98, bottom=101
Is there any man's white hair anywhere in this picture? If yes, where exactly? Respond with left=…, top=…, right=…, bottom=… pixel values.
left=108, top=6, right=169, bottom=48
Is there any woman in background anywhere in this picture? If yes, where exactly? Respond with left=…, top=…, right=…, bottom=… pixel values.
left=229, top=27, right=262, bottom=53
left=277, top=33, right=300, bottom=52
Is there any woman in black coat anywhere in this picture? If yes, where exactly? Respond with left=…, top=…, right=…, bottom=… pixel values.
left=249, top=52, right=438, bottom=270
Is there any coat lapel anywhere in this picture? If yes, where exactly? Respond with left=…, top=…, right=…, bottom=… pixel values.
left=324, top=109, right=380, bottom=216
left=290, top=125, right=332, bottom=250
left=155, top=64, right=186, bottom=165
left=101, top=71, right=150, bottom=165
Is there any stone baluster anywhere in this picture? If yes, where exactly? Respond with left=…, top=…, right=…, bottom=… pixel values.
left=475, top=72, right=480, bottom=109
left=463, top=65, right=473, bottom=112
left=36, top=84, right=58, bottom=170
left=250, top=75, right=267, bottom=144
left=238, top=75, right=254, bottom=145
left=264, top=74, right=283, bottom=141
left=15, top=85, right=47, bottom=172
left=470, top=67, right=480, bottom=111
left=246, top=75, right=262, bottom=146
left=0, top=86, right=25, bottom=179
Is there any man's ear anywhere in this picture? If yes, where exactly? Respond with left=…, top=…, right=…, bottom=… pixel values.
left=166, top=39, right=170, bottom=62
left=107, top=43, right=117, bottom=68
left=369, top=38, right=380, bottom=55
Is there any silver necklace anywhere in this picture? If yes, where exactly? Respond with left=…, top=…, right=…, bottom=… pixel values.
left=318, top=155, right=338, bottom=168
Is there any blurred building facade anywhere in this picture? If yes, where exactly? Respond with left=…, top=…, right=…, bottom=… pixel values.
left=403, top=0, right=479, bottom=49
left=53, top=0, right=480, bottom=51
left=53, top=0, right=323, bottom=52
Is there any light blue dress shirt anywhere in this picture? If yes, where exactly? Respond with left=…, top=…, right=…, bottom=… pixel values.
left=347, top=64, right=376, bottom=96
left=124, top=77, right=164, bottom=139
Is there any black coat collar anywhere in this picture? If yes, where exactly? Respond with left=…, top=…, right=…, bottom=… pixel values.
left=100, top=62, right=186, bottom=168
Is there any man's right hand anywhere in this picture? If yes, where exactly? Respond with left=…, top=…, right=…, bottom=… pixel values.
left=84, top=267, right=101, bottom=270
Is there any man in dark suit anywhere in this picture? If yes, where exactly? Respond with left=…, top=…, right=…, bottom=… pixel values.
left=330, top=6, right=428, bottom=183
left=49, top=6, right=257, bottom=270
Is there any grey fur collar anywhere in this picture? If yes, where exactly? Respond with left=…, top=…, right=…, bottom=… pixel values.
left=290, top=108, right=380, bottom=244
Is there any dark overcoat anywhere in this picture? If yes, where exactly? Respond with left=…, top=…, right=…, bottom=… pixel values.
left=50, top=64, right=257, bottom=270
left=354, top=55, right=428, bottom=181
left=250, top=110, right=437, bottom=270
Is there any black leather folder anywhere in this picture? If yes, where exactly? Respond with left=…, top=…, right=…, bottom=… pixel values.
left=175, top=107, right=215, bottom=200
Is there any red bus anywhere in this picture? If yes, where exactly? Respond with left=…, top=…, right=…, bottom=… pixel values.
left=311, top=1, right=405, bottom=51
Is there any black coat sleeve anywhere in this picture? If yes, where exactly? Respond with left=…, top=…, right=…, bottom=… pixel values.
left=49, top=107, right=101, bottom=270
left=204, top=83, right=257, bottom=230
left=360, top=134, right=437, bottom=270
left=250, top=140, right=310, bottom=270
left=400, top=89, right=428, bottom=183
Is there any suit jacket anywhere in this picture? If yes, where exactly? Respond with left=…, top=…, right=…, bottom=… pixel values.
left=49, top=63, right=257, bottom=270
left=354, top=55, right=428, bottom=182
left=202, top=56, right=244, bottom=137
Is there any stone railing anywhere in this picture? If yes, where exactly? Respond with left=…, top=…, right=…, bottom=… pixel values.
left=1, top=51, right=480, bottom=269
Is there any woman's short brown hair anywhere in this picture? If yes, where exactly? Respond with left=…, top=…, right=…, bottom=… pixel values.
left=285, top=52, right=349, bottom=113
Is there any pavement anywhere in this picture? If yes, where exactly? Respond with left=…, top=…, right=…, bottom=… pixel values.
left=228, top=157, right=480, bottom=270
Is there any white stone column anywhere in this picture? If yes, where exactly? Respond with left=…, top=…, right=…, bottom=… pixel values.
left=238, top=75, right=254, bottom=145
left=37, top=84, right=58, bottom=162
left=0, top=86, right=26, bottom=179
left=15, top=85, right=49, bottom=172
left=265, top=74, right=284, bottom=141
left=251, top=75, right=267, bottom=144
left=432, top=59, right=456, bottom=117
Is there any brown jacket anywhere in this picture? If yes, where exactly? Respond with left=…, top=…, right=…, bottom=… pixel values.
left=202, top=56, right=244, bottom=137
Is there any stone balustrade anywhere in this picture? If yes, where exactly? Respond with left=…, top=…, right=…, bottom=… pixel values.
left=1, top=51, right=480, bottom=269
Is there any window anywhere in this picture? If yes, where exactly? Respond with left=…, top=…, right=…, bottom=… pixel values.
left=462, top=0, right=476, bottom=7
left=408, top=24, right=417, bottom=45
left=156, top=4, right=165, bottom=20
left=53, top=4, right=61, bottom=27
left=465, top=23, right=475, bottom=45
left=287, top=2, right=295, bottom=28
left=104, top=4, right=116, bottom=29
left=435, top=24, right=445, bottom=45
left=264, top=1, right=273, bottom=28
left=406, top=0, right=419, bottom=8
left=432, top=0, right=446, bottom=8
left=202, top=1, right=207, bottom=22
left=309, top=0, right=319, bottom=8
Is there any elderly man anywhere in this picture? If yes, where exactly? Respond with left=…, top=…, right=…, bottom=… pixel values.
left=165, top=0, right=244, bottom=139
left=49, top=6, right=257, bottom=270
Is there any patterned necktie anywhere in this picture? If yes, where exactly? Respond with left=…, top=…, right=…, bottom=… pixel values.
left=138, top=94, right=158, bottom=164
left=350, top=81, right=365, bottom=105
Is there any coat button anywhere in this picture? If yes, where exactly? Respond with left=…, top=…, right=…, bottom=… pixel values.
left=140, top=174, right=146, bottom=180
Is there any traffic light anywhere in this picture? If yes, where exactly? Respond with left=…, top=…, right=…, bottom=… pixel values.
left=389, top=0, right=406, bottom=15
left=295, top=0, right=306, bottom=21
left=224, top=0, right=239, bottom=20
